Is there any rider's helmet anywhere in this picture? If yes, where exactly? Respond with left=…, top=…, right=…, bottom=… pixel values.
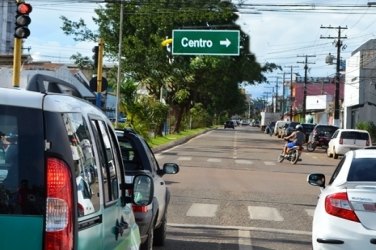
left=295, top=124, right=303, bottom=131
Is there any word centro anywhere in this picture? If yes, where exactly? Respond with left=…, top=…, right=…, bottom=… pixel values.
left=181, top=37, right=213, bottom=48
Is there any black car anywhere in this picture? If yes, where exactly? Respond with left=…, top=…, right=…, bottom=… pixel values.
left=301, top=123, right=316, bottom=142
left=224, top=120, right=235, bottom=129
left=283, top=122, right=300, bottom=137
left=116, top=128, right=179, bottom=250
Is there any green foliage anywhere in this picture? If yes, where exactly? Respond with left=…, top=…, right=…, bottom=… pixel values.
left=60, top=0, right=281, bottom=133
left=356, top=121, right=376, bottom=143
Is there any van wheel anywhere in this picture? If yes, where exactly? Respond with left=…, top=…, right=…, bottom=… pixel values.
left=153, top=212, right=167, bottom=246
left=140, top=221, right=154, bottom=250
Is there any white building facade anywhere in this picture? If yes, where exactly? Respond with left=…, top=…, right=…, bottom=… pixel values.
left=344, top=39, right=376, bottom=128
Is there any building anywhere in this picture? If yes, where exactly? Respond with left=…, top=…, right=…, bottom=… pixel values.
left=290, top=76, right=345, bottom=124
left=344, top=39, right=376, bottom=129
left=0, top=1, right=16, bottom=55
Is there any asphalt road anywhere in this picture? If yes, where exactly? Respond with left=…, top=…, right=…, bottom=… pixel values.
left=154, top=126, right=339, bottom=250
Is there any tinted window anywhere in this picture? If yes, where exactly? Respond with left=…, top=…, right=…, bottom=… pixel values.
left=61, top=113, right=100, bottom=217
left=91, top=120, right=119, bottom=203
left=316, top=126, right=338, bottom=135
left=347, top=158, right=376, bottom=181
left=118, top=136, right=142, bottom=171
left=341, top=131, right=369, bottom=140
left=0, top=106, right=45, bottom=215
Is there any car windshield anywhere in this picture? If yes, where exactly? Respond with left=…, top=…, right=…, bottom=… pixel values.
left=347, top=158, right=376, bottom=181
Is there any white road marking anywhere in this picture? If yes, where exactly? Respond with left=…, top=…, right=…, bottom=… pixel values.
left=186, top=203, right=218, bottom=217
left=238, top=230, right=253, bottom=250
left=248, top=206, right=284, bottom=221
left=178, top=156, right=192, bottom=161
left=155, top=155, right=164, bottom=160
left=305, top=209, right=315, bottom=217
left=264, top=161, right=276, bottom=166
left=235, top=159, right=253, bottom=165
left=168, top=223, right=311, bottom=236
left=207, top=158, right=221, bottom=162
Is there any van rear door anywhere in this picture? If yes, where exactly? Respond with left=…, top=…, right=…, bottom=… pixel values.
left=0, top=105, right=45, bottom=250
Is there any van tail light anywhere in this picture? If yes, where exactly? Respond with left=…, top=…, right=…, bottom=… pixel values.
left=325, top=192, right=359, bottom=222
left=367, top=139, right=370, bottom=146
left=44, top=157, right=74, bottom=250
left=339, top=138, right=343, bottom=144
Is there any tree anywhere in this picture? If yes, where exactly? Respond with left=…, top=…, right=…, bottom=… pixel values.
left=60, top=0, right=280, bottom=133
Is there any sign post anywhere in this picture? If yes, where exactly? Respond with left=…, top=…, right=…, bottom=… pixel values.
left=172, top=30, right=240, bottom=56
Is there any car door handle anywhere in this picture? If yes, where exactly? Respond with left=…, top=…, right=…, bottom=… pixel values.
left=114, top=217, right=129, bottom=240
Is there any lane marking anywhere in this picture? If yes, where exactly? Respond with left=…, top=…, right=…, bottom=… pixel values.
left=187, top=203, right=218, bottom=217
left=235, top=159, right=253, bottom=165
left=305, top=209, right=315, bottom=217
left=238, top=230, right=253, bottom=250
left=264, top=161, right=276, bottom=166
left=207, top=158, right=221, bottom=162
left=248, top=206, right=284, bottom=221
left=178, top=156, right=192, bottom=161
left=168, top=223, right=311, bottom=236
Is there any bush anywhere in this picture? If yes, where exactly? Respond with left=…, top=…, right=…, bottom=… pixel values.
left=356, top=121, right=376, bottom=143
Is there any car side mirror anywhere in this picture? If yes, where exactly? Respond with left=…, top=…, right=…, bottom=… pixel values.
left=132, top=174, right=154, bottom=206
left=163, top=163, right=180, bottom=174
left=307, top=173, right=325, bottom=188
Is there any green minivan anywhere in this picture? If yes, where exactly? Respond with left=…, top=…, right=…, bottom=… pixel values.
left=0, top=75, right=153, bottom=250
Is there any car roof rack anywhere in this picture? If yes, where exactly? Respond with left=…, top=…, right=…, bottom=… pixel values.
left=26, top=74, right=95, bottom=101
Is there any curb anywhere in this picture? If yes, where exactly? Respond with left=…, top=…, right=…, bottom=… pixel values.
left=152, top=128, right=215, bottom=153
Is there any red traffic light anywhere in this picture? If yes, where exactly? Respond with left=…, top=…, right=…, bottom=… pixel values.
left=17, top=3, right=32, bottom=15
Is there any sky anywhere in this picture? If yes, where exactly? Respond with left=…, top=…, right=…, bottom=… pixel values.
left=24, top=0, right=376, bottom=100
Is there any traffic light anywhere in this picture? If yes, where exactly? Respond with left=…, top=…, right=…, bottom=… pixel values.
left=92, top=46, right=99, bottom=70
left=14, top=2, right=32, bottom=39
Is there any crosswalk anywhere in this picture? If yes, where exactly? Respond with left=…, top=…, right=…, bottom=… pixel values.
left=185, top=202, right=314, bottom=222
left=156, top=155, right=277, bottom=166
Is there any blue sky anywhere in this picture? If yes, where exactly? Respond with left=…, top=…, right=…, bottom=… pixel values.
left=25, top=1, right=376, bottom=99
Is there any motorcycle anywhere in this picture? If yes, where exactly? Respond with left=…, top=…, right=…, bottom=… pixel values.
left=278, top=139, right=301, bottom=164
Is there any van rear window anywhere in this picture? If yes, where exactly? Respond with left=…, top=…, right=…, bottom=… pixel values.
left=341, top=131, right=369, bottom=140
left=0, top=106, right=45, bottom=215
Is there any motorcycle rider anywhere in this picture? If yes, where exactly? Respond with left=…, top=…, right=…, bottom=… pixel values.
left=283, top=124, right=305, bottom=156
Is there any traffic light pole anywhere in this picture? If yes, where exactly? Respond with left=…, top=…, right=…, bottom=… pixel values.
left=12, top=38, right=22, bottom=87
left=96, top=38, right=104, bottom=108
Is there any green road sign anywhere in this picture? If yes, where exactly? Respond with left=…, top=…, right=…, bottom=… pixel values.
left=172, top=30, right=240, bottom=56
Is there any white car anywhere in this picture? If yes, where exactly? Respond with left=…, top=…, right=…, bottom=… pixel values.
left=327, top=129, right=372, bottom=159
left=308, top=148, right=376, bottom=250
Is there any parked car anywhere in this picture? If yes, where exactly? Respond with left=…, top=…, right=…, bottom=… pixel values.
left=308, top=148, right=376, bottom=250
left=116, top=128, right=179, bottom=249
left=327, top=129, right=372, bottom=159
left=224, top=120, right=235, bottom=129
left=301, top=123, right=316, bottom=142
left=264, top=121, right=276, bottom=135
left=274, top=120, right=288, bottom=137
left=308, top=124, right=339, bottom=149
left=282, top=122, right=300, bottom=137
left=0, top=75, right=153, bottom=250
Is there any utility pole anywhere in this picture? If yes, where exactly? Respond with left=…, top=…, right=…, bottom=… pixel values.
left=297, top=55, right=316, bottom=123
left=283, top=66, right=299, bottom=121
left=320, top=25, right=347, bottom=127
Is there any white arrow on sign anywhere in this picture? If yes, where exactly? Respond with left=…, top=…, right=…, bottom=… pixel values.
left=220, top=38, right=231, bottom=47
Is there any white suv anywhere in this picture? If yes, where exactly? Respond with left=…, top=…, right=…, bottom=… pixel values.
left=327, top=129, right=372, bottom=159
